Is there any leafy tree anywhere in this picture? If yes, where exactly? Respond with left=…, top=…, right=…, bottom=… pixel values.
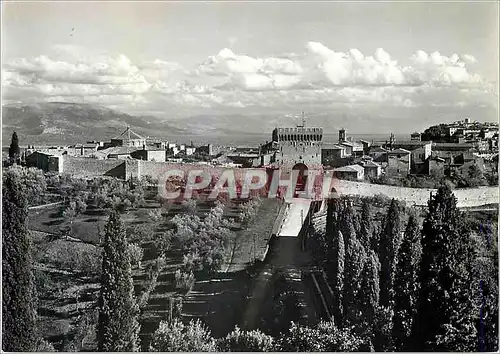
left=2, top=168, right=38, bottom=351
left=128, top=243, right=143, bottom=269
left=137, top=256, right=167, bottom=309
left=149, top=318, right=217, bottom=352
left=97, top=211, right=140, bottom=351
left=9, top=131, right=20, bottom=163
left=154, top=230, right=173, bottom=255
left=238, top=198, right=260, bottom=229
left=36, top=339, right=56, bottom=352
left=127, top=224, right=155, bottom=244
left=218, top=326, right=276, bottom=352
left=174, top=269, right=196, bottom=293
left=379, top=199, right=403, bottom=307
left=64, top=310, right=98, bottom=352
left=421, top=123, right=449, bottom=142
left=62, top=200, right=78, bottom=238
left=357, top=250, right=380, bottom=344
left=412, top=185, right=477, bottom=351
left=181, top=199, right=198, bottom=215
left=8, top=166, right=47, bottom=205
left=393, top=213, right=422, bottom=351
left=147, top=208, right=163, bottom=223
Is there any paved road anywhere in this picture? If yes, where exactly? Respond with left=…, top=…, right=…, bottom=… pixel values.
left=278, top=198, right=312, bottom=237
left=242, top=198, right=317, bottom=330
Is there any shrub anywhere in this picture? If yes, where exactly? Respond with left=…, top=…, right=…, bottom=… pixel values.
left=148, top=209, right=163, bottom=223
left=174, top=269, right=196, bottom=292
left=182, top=252, right=203, bottom=273
left=40, top=241, right=101, bottom=277
left=181, top=199, right=198, bottom=215
left=218, top=326, right=276, bottom=352
left=153, top=231, right=173, bottom=255
left=127, top=224, right=155, bottom=243
left=149, top=318, right=217, bottom=352
left=128, top=243, right=143, bottom=269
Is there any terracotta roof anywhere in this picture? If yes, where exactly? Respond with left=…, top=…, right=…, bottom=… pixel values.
left=369, top=146, right=388, bottom=153
left=388, top=148, right=411, bottom=154
left=334, top=164, right=364, bottom=173
left=363, top=160, right=381, bottom=168
left=113, top=126, right=145, bottom=140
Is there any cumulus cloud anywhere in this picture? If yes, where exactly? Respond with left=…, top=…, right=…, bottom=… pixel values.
left=1, top=42, right=494, bottom=115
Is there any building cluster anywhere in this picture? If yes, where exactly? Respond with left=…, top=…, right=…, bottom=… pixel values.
left=22, top=116, right=498, bottom=183
left=432, top=117, right=498, bottom=148
left=24, top=126, right=199, bottom=172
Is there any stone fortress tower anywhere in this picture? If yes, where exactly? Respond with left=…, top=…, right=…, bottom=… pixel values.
left=270, top=112, right=324, bottom=167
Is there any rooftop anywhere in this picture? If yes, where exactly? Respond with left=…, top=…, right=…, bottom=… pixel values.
left=387, top=148, right=411, bottom=154
left=92, top=146, right=138, bottom=158
left=334, top=164, right=365, bottom=173
left=322, top=143, right=346, bottom=150
left=113, top=126, right=145, bottom=140
left=363, top=160, right=381, bottom=168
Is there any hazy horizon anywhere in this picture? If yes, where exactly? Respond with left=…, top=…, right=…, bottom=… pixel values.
left=2, top=1, right=499, bottom=134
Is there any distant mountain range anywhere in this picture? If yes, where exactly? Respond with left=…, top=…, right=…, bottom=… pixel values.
left=2, top=102, right=390, bottom=147
left=1, top=102, right=191, bottom=146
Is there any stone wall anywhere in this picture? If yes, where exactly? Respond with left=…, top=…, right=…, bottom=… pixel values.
left=275, top=142, right=322, bottom=166
left=61, top=157, right=498, bottom=207
left=335, top=180, right=498, bottom=208
left=63, top=157, right=124, bottom=178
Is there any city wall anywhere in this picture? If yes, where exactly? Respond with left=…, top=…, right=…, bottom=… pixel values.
left=61, top=157, right=498, bottom=207
left=335, top=180, right=499, bottom=208
left=63, top=157, right=124, bottom=178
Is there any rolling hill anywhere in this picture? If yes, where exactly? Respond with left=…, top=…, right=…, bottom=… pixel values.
left=2, top=102, right=188, bottom=146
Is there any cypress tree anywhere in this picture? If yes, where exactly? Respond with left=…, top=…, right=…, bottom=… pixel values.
left=338, top=199, right=357, bottom=248
left=8, top=131, right=20, bottom=163
left=359, top=199, right=374, bottom=251
left=393, top=213, right=422, bottom=351
left=331, top=229, right=345, bottom=325
left=412, top=185, right=476, bottom=351
left=358, top=250, right=380, bottom=345
left=378, top=199, right=403, bottom=307
left=374, top=305, right=394, bottom=351
left=343, top=209, right=366, bottom=325
left=343, top=234, right=367, bottom=327
left=97, top=211, right=141, bottom=351
left=2, top=168, right=38, bottom=351
left=325, top=198, right=344, bottom=324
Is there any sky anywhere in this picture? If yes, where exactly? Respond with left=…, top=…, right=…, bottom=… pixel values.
left=2, top=1, right=499, bottom=134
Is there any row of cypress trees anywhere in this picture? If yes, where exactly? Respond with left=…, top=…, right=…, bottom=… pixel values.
left=322, top=185, right=496, bottom=351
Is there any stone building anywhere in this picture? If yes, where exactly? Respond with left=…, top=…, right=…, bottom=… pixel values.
left=363, top=160, right=382, bottom=178
left=387, top=140, right=432, bottom=174
left=386, top=148, right=411, bottom=177
left=427, top=156, right=446, bottom=177
left=131, top=148, right=167, bottom=162
left=321, top=143, right=347, bottom=167
left=268, top=120, right=323, bottom=168
left=25, top=151, right=64, bottom=173
left=108, top=126, right=147, bottom=148
left=333, top=164, right=365, bottom=180
left=337, top=128, right=364, bottom=156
